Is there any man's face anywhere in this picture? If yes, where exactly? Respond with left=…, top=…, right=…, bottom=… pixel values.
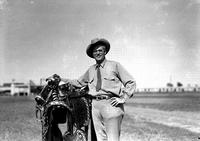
left=92, top=45, right=106, bottom=62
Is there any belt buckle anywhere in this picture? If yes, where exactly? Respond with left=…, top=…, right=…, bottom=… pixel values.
left=96, top=95, right=102, bottom=101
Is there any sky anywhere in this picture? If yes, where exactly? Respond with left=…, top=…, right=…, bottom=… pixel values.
left=0, top=0, right=200, bottom=88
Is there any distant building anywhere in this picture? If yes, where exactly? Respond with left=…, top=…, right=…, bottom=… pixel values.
left=0, top=81, right=30, bottom=96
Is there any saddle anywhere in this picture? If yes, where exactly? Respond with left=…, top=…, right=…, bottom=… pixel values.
left=35, top=75, right=91, bottom=141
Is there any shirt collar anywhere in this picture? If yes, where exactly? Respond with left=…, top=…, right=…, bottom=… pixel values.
left=95, top=59, right=107, bottom=69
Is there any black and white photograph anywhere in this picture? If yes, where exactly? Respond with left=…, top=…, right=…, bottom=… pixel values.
left=0, top=0, right=200, bottom=141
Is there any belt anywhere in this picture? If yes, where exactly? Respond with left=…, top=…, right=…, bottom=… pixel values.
left=91, top=95, right=112, bottom=101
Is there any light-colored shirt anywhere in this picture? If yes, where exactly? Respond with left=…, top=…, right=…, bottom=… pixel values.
left=67, top=59, right=136, bottom=98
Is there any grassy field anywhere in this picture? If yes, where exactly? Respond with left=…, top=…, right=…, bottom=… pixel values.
left=0, top=93, right=200, bottom=141
left=123, top=93, right=200, bottom=141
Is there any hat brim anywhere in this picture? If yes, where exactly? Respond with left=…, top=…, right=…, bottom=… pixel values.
left=86, top=39, right=110, bottom=58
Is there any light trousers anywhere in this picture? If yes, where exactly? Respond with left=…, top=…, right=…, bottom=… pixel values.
left=91, top=99, right=124, bottom=141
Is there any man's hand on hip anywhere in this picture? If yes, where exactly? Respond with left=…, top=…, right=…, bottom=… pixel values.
left=109, top=97, right=125, bottom=107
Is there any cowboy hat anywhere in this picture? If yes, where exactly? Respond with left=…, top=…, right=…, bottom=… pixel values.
left=86, top=38, right=110, bottom=58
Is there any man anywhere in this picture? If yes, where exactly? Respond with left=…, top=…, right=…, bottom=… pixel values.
left=61, top=38, right=136, bottom=141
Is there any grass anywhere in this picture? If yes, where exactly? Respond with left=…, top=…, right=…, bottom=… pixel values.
left=0, top=96, right=41, bottom=141
left=127, top=94, right=200, bottom=112
left=121, top=112, right=199, bottom=141
left=0, top=93, right=200, bottom=141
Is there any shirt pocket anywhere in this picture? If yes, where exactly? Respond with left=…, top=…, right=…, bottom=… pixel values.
left=104, top=77, right=116, bottom=81
left=103, top=76, right=120, bottom=90
left=103, top=74, right=119, bottom=82
left=103, top=75, right=119, bottom=86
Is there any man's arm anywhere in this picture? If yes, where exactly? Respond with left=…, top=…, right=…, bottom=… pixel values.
left=117, top=62, right=136, bottom=99
left=110, top=62, right=136, bottom=106
left=61, top=69, right=90, bottom=88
